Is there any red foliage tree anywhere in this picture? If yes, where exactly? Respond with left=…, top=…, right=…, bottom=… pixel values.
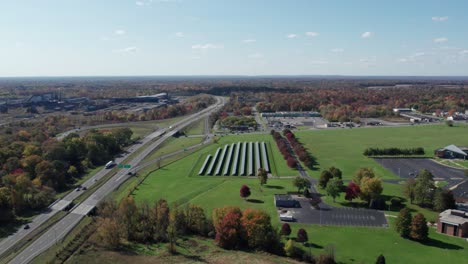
left=345, top=182, right=361, bottom=201
left=286, top=157, right=297, bottom=168
left=296, top=228, right=308, bottom=243
left=240, top=185, right=251, bottom=200
left=215, top=208, right=243, bottom=249
left=280, top=223, right=292, bottom=236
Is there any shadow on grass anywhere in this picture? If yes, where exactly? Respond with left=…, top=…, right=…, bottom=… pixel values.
left=247, top=199, right=264, bottom=204
left=421, top=237, right=464, bottom=250
left=264, top=185, right=284, bottom=189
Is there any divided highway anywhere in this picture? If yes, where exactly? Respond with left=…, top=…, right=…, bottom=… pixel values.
left=4, top=96, right=225, bottom=264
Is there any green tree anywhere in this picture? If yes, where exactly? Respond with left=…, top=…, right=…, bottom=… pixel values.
left=414, top=169, right=435, bottom=206
left=410, top=213, right=429, bottom=241
left=257, top=168, right=268, bottom=186
left=376, top=254, right=386, bottom=264
left=186, top=204, right=208, bottom=235
left=326, top=177, right=343, bottom=202
left=284, top=239, right=296, bottom=257
left=403, top=178, right=416, bottom=204
left=319, top=170, right=333, bottom=189
left=395, top=208, right=412, bottom=238
left=433, top=188, right=456, bottom=212
left=329, top=166, right=342, bottom=179
left=293, top=177, right=311, bottom=194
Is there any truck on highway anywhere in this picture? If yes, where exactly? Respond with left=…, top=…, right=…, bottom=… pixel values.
left=105, top=160, right=116, bottom=169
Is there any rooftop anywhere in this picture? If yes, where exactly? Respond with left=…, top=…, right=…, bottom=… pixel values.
left=274, top=194, right=293, bottom=201
left=440, top=144, right=468, bottom=156
left=439, top=209, right=468, bottom=225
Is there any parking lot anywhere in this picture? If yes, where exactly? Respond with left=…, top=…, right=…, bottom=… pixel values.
left=375, top=158, right=466, bottom=188
left=283, top=197, right=388, bottom=227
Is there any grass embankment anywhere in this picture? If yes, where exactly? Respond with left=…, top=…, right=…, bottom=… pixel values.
left=183, top=118, right=206, bottom=135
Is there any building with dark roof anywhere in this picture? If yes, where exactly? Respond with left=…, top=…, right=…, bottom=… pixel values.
left=437, top=209, right=468, bottom=238
left=434, top=145, right=468, bottom=159
left=274, top=194, right=299, bottom=208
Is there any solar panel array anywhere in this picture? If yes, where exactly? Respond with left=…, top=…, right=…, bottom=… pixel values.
left=198, top=141, right=271, bottom=176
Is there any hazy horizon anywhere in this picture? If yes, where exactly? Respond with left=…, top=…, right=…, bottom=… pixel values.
left=1, top=0, right=468, bottom=77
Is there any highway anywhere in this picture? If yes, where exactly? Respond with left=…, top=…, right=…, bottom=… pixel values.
left=5, top=96, right=225, bottom=264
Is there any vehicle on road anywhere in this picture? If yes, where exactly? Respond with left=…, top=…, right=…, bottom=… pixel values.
left=24, top=224, right=30, bottom=230
left=105, top=160, right=116, bottom=169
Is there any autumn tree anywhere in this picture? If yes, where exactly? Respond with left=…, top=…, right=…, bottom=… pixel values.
left=215, top=207, right=243, bottom=249
left=97, top=217, right=124, bottom=249
left=344, top=181, right=360, bottom=202
left=284, top=239, right=297, bottom=257
left=153, top=199, right=170, bottom=242
left=326, top=177, right=343, bottom=202
left=360, top=176, right=383, bottom=206
left=353, top=167, right=375, bottom=185
left=395, top=208, right=412, bottom=238
left=240, top=185, right=251, bottom=200
left=118, top=196, right=138, bottom=240
left=186, top=204, right=208, bottom=235
left=410, top=213, right=428, bottom=241
left=280, top=223, right=292, bottom=237
left=296, top=228, right=308, bottom=243
left=241, top=209, right=275, bottom=250
left=167, top=209, right=178, bottom=254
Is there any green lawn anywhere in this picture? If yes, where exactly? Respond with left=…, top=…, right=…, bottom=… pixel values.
left=128, top=125, right=468, bottom=264
left=142, top=136, right=203, bottom=163
left=291, top=218, right=468, bottom=264
left=183, top=119, right=206, bottom=135
left=295, top=124, right=468, bottom=179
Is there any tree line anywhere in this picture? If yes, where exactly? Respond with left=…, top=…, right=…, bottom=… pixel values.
left=363, top=147, right=425, bottom=156
left=283, top=129, right=316, bottom=169
left=0, top=127, right=133, bottom=223
left=271, top=130, right=297, bottom=168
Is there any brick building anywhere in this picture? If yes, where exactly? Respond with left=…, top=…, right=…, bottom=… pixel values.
left=437, top=209, right=468, bottom=238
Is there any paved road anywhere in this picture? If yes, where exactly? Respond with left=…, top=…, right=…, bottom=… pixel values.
left=7, top=97, right=225, bottom=264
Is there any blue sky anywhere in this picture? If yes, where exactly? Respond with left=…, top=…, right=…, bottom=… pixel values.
left=1, top=0, right=468, bottom=76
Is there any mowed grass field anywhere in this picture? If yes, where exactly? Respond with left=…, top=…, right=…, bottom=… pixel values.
left=129, top=124, right=468, bottom=263
left=296, top=124, right=468, bottom=179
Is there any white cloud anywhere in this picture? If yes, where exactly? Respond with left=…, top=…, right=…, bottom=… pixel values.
left=287, top=34, right=297, bottom=39
left=361, top=31, right=372, bottom=38
left=432, top=16, right=448, bottom=22
left=305, top=32, right=319, bottom=37
left=248, top=53, right=264, bottom=59
left=433, top=37, right=448, bottom=43
left=242, top=39, right=256, bottom=43
left=331, top=48, right=344, bottom=53
left=460, top=50, right=468, bottom=55
left=191, top=43, right=222, bottom=50
left=175, top=32, right=185, bottom=37
left=114, top=29, right=126, bottom=35
left=310, top=60, right=328, bottom=65
left=398, top=52, right=426, bottom=63
left=113, top=47, right=137, bottom=53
